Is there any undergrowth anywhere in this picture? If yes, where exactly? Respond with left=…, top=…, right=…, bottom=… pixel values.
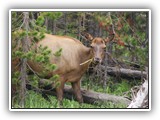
left=12, top=90, right=127, bottom=109
left=12, top=76, right=132, bottom=109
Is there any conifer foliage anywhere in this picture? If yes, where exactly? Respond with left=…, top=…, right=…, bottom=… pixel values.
left=11, top=12, right=63, bottom=107
left=11, top=11, right=149, bottom=108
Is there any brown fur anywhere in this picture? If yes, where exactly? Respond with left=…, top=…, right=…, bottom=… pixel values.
left=12, top=33, right=106, bottom=104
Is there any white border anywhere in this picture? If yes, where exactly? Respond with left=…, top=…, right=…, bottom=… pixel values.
left=9, top=9, right=12, bottom=111
left=9, top=9, right=151, bottom=111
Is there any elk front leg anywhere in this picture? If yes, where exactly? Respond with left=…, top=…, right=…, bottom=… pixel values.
left=71, top=80, right=83, bottom=103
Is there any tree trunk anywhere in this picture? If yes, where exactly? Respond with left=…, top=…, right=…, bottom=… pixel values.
left=103, top=55, right=108, bottom=90
left=78, top=15, right=81, bottom=40
left=19, top=12, right=29, bottom=107
left=64, top=12, right=67, bottom=35
left=45, top=17, right=48, bottom=30
left=53, top=20, right=56, bottom=34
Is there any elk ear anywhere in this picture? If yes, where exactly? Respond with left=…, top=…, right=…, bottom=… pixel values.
left=104, top=33, right=115, bottom=44
left=104, top=37, right=110, bottom=44
left=82, top=32, right=94, bottom=41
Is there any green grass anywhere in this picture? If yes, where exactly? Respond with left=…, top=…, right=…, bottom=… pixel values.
left=12, top=90, right=127, bottom=109
left=82, top=76, right=132, bottom=96
left=94, top=79, right=131, bottom=96
left=12, top=75, right=132, bottom=109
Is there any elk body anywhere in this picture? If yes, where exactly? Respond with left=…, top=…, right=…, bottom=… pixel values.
left=12, top=33, right=107, bottom=104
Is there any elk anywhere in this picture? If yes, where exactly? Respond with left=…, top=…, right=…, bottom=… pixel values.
left=12, top=33, right=110, bottom=104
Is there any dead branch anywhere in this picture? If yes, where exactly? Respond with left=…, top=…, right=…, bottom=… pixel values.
left=127, top=67, right=149, bottom=108
left=127, top=79, right=148, bottom=108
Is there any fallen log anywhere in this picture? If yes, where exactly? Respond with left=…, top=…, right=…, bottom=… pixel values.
left=99, top=65, right=147, bottom=80
left=26, top=79, right=130, bottom=106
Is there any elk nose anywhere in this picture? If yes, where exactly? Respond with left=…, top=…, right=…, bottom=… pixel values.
left=94, top=57, right=101, bottom=63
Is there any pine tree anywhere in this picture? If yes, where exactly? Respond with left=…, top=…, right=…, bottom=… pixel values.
left=11, top=11, right=63, bottom=108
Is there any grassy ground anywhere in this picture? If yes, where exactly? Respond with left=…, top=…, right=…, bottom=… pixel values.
left=12, top=74, right=135, bottom=109
left=12, top=90, right=127, bottom=109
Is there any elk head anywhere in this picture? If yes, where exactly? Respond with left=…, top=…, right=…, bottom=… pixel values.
left=83, top=33, right=109, bottom=64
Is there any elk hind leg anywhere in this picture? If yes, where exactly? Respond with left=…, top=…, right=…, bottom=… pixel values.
left=71, top=80, right=83, bottom=103
left=55, top=81, right=64, bottom=106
